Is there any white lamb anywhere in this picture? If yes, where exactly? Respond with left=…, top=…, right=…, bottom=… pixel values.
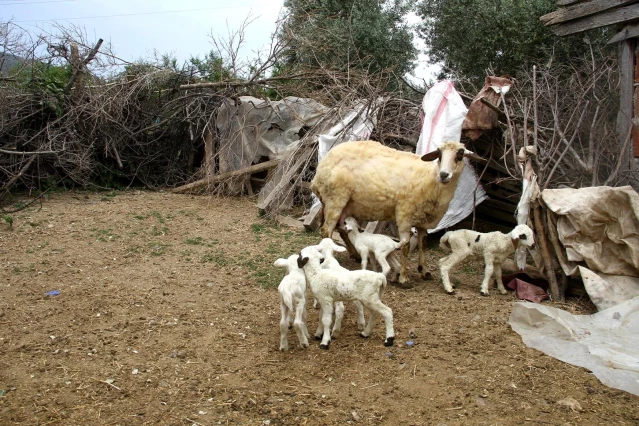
left=343, top=217, right=401, bottom=282
left=310, top=238, right=366, bottom=335
left=438, top=224, right=536, bottom=296
left=297, top=246, right=395, bottom=349
left=274, top=255, right=310, bottom=351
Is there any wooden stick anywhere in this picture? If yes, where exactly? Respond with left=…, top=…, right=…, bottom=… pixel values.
left=171, top=159, right=280, bottom=193
left=533, top=204, right=563, bottom=301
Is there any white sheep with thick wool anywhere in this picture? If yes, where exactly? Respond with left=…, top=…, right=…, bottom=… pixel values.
left=274, top=255, right=310, bottom=351
left=311, top=140, right=483, bottom=286
left=343, top=217, right=401, bottom=281
left=297, top=246, right=394, bottom=349
left=438, top=224, right=536, bottom=296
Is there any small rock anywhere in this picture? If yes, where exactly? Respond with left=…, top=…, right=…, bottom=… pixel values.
left=132, top=368, right=139, bottom=375
left=557, top=397, right=583, bottom=412
left=351, top=410, right=360, bottom=421
left=476, top=397, right=486, bottom=407
left=408, top=328, right=417, bottom=338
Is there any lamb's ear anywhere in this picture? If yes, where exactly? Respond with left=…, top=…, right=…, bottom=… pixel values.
left=510, top=231, right=519, bottom=248
left=297, top=255, right=309, bottom=269
left=332, top=244, right=347, bottom=253
left=463, top=149, right=486, bottom=163
left=519, top=233, right=527, bottom=240
left=421, top=149, right=441, bottom=162
left=273, top=258, right=288, bottom=267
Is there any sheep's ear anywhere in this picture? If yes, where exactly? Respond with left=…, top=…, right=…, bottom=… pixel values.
left=297, top=255, right=309, bottom=269
left=421, top=149, right=441, bottom=162
left=274, top=258, right=288, bottom=267
left=332, top=244, right=347, bottom=253
left=463, top=149, right=486, bottom=163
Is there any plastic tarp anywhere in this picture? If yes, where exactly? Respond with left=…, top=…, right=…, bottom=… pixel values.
left=216, top=96, right=330, bottom=173
left=541, top=186, right=639, bottom=310
left=415, top=80, right=488, bottom=232
left=509, top=297, right=639, bottom=397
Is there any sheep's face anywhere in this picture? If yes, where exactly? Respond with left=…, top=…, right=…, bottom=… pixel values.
left=510, top=225, right=535, bottom=248
left=421, top=141, right=482, bottom=184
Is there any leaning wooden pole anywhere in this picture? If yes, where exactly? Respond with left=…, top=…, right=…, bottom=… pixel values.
left=532, top=203, right=563, bottom=302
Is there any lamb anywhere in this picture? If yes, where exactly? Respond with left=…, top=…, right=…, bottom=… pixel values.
left=438, top=224, right=536, bottom=296
left=311, top=139, right=483, bottom=286
left=274, top=255, right=310, bottom=351
left=310, top=238, right=366, bottom=335
left=297, top=246, right=394, bottom=349
left=343, top=217, right=401, bottom=281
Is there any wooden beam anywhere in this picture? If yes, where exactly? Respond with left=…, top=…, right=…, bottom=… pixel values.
left=171, top=159, right=280, bottom=193
left=634, top=44, right=639, bottom=158
left=557, top=0, right=587, bottom=6
left=303, top=203, right=323, bottom=231
left=617, top=39, right=636, bottom=163
left=607, top=22, right=639, bottom=44
left=540, top=0, right=637, bottom=26
left=548, top=4, right=639, bottom=36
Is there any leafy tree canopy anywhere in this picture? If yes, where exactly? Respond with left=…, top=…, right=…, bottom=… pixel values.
left=279, top=0, right=418, bottom=76
left=416, top=0, right=611, bottom=83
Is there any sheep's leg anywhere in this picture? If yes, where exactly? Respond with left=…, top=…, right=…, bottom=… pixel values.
left=293, top=300, right=309, bottom=348
left=396, top=228, right=413, bottom=287
left=321, top=199, right=348, bottom=239
left=279, top=303, right=290, bottom=351
left=438, top=253, right=462, bottom=295
left=417, top=228, right=434, bottom=280
left=494, top=263, right=507, bottom=295
left=480, top=262, right=495, bottom=296
left=353, top=300, right=366, bottom=331
left=318, top=303, right=334, bottom=350
left=331, top=302, right=345, bottom=338
left=366, top=300, right=395, bottom=347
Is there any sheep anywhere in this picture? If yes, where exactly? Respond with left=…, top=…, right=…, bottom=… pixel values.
left=310, top=238, right=366, bottom=335
left=342, top=217, right=401, bottom=281
left=297, top=246, right=394, bottom=349
left=274, top=255, right=310, bottom=351
left=311, top=139, right=483, bottom=287
left=438, top=224, right=536, bottom=296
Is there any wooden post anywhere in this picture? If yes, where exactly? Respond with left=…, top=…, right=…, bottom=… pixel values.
left=533, top=204, right=563, bottom=302
left=617, top=39, right=636, bottom=167
left=634, top=41, right=639, bottom=158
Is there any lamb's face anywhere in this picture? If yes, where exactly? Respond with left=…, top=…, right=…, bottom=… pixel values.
left=314, top=238, right=346, bottom=256
left=510, top=225, right=535, bottom=248
left=298, top=246, right=324, bottom=268
left=343, top=217, right=359, bottom=233
left=421, top=141, right=481, bottom=184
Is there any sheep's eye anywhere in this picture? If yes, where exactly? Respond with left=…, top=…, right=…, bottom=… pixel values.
left=519, top=234, right=527, bottom=240
left=455, top=149, right=464, bottom=162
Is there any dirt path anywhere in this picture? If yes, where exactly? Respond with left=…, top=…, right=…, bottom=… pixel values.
left=1, top=191, right=637, bottom=425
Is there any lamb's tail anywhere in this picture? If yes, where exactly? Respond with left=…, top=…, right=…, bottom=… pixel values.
left=280, top=290, right=294, bottom=313
left=440, top=231, right=451, bottom=251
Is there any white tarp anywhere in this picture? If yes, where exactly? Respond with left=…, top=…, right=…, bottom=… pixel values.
left=541, top=186, right=639, bottom=310
left=509, top=298, right=639, bottom=397
left=415, top=80, right=488, bottom=232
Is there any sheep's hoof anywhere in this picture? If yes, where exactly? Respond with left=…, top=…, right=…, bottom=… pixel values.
left=421, top=271, right=434, bottom=281
left=480, top=291, right=489, bottom=297
left=384, top=336, right=395, bottom=347
left=359, top=333, right=370, bottom=339
left=319, top=343, right=330, bottom=350
left=394, top=280, right=414, bottom=289
left=314, top=335, right=322, bottom=341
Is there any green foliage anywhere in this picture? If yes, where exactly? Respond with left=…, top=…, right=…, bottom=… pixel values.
left=416, top=0, right=612, bottom=84
left=280, top=0, right=417, bottom=76
left=189, top=51, right=233, bottom=82
left=2, top=214, right=13, bottom=229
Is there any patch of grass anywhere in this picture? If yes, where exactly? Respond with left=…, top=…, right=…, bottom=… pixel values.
left=148, top=242, right=169, bottom=256
left=90, top=228, right=118, bottom=242
left=462, top=265, right=479, bottom=274
left=2, top=214, right=13, bottom=229
left=12, top=266, right=21, bottom=274
left=133, top=215, right=146, bottom=220
left=201, top=251, right=227, bottom=266
left=252, top=269, right=281, bottom=289
left=151, top=211, right=165, bottom=224
left=151, top=225, right=169, bottom=236
left=184, top=236, right=205, bottom=245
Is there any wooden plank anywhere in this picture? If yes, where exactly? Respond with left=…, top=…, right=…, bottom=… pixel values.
left=171, top=159, right=280, bottom=193
left=276, top=215, right=305, bottom=230
left=607, top=22, right=639, bottom=44
left=557, top=0, right=587, bottom=6
left=549, top=4, right=639, bottom=36
left=617, top=39, right=636, bottom=163
left=364, top=221, right=387, bottom=234
left=635, top=44, right=639, bottom=158
left=303, top=203, right=323, bottom=231
left=256, top=149, right=313, bottom=210
left=540, top=0, right=637, bottom=26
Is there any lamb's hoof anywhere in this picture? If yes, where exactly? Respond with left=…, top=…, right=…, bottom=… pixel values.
left=279, top=346, right=287, bottom=352
left=422, top=272, right=434, bottom=281
left=480, top=291, right=489, bottom=297
left=288, top=325, right=293, bottom=330
left=359, top=333, right=370, bottom=339
left=330, top=334, right=338, bottom=340
left=314, top=335, right=322, bottom=341
left=384, top=336, right=395, bottom=347
left=319, top=343, right=330, bottom=350
left=445, top=289, right=456, bottom=295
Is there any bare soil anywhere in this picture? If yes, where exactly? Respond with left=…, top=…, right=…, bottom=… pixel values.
left=1, top=190, right=638, bottom=425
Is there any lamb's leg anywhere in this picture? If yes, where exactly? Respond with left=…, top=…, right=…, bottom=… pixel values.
left=366, top=299, right=395, bottom=347
left=494, top=262, right=507, bottom=295
left=438, top=253, right=463, bottom=295
left=375, top=251, right=392, bottom=277
left=359, top=248, right=370, bottom=271
left=353, top=300, right=366, bottom=331
left=388, top=253, right=401, bottom=283
left=318, top=302, right=334, bottom=350
left=480, top=262, right=495, bottom=296
left=331, top=302, right=345, bottom=338
left=279, top=303, right=290, bottom=351
left=360, top=306, right=378, bottom=339
left=369, top=254, right=378, bottom=272
left=293, top=300, right=309, bottom=348
left=314, top=306, right=324, bottom=340
left=417, top=228, right=434, bottom=280
left=302, top=305, right=310, bottom=339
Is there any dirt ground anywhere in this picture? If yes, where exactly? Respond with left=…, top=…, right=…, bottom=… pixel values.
left=1, top=190, right=638, bottom=425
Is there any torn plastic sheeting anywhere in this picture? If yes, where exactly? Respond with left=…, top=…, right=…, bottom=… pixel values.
left=509, top=297, right=639, bottom=396
left=506, top=278, right=549, bottom=303
left=579, top=266, right=639, bottom=311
